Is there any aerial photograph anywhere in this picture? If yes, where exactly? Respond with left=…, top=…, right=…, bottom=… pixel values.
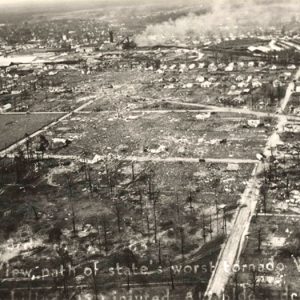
left=0, top=0, right=300, bottom=299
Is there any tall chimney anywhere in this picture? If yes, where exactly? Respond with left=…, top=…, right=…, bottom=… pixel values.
left=109, top=30, right=114, bottom=43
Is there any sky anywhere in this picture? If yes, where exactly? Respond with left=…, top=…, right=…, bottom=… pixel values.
left=0, top=0, right=198, bottom=14
left=0, top=0, right=298, bottom=14
left=0, top=0, right=186, bottom=8
left=0, top=0, right=135, bottom=13
left=0, top=0, right=86, bottom=7
left=0, top=0, right=168, bottom=11
left=0, top=0, right=103, bottom=9
left=0, top=0, right=135, bottom=6
left=0, top=0, right=78, bottom=4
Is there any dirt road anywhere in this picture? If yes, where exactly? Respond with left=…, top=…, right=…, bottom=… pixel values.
left=13, top=153, right=257, bottom=165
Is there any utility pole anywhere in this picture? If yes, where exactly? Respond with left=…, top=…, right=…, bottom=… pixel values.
left=257, top=227, right=262, bottom=252
left=202, top=212, right=206, bottom=243
left=209, top=215, right=213, bottom=240
left=158, top=239, right=162, bottom=265
left=223, top=208, right=227, bottom=235
left=180, top=226, right=185, bottom=262
left=153, top=191, right=159, bottom=244
left=169, top=258, right=175, bottom=290
left=67, top=177, right=76, bottom=237
left=139, top=189, right=144, bottom=229
left=131, top=162, right=135, bottom=182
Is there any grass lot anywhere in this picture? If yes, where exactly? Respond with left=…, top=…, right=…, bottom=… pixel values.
left=0, top=113, right=65, bottom=151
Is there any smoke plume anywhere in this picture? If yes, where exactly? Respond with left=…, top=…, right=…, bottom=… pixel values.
left=135, top=0, right=300, bottom=46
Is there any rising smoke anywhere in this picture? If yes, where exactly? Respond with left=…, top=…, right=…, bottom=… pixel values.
left=135, top=0, right=300, bottom=46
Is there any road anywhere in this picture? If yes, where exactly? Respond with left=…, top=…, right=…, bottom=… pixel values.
left=3, top=101, right=300, bottom=123
left=12, top=153, right=257, bottom=165
left=256, top=213, right=300, bottom=218
left=205, top=67, right=300, bottom=298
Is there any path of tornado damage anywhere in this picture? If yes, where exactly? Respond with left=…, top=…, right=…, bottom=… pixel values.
left=0, top=70, right=300, bottom=297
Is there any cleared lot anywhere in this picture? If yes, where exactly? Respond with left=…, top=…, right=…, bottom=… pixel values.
left=44, top=111, right=273, bottom=160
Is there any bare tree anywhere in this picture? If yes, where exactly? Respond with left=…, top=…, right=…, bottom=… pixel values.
left=285, top=175, right=290, bottom=199
left=222, top=208, right=227, bottom=235
left=152, top=191, right=160, bottom=244
left=212, top=178, right=221, bottom=234
left=89, top=262, right=99, bottom=300
left=260, top=183, right=268, bottom=214
left=233, top=272, right=240, bottom=300
left=257, top=227, right=262, bottom=252
left=112, top=195, right=123, bottom=234
left=131, top=162, right=135, bottom=182
left=67, top=176, right=77, bottom=237
left=248, top=269, right=260, bottom=297
left=179, top=226, right=185, bottom=262
left=168, top=257, right=175, bottom=290
left=144, top=204, right=151, bottom=239
left=158, top=239, right=162, bottom=265
left=97, top=210, right=112, bottom=256
left=187, top=190, right=193, bottom=210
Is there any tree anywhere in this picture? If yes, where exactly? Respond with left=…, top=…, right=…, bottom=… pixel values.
left=209, top=215, right=213, bottom=240
left=186, top=190, right=194, bottom=210
left=179, top=226, right=185, bottom=262
left=67, top=176, right=77, bottom=237
left=168, top=257, right=175, bottom=290
left=248, top=269, right=261, bottom=297
left=211, top=178, right=221, bottom=234
left=260, top=183, right=268, bottom=213
left=131, top=162, right=135, bottom=182
left=158, top=239, right=162, bottom=265
left=56, top=245, right=72, bottom=299
left=144, top=204, right=151, bottom=239
left=257, top=227, right=262, bottom=252
left=48, top=226, right=62, bottom=243
left=285, top=175, right=290, bottom=199
left=138, top=188, right=144, bottom=228
left=145, top=168, right=161, bottom=243
left=222, top=208, right=227, bottom=235
left=263, top=82, right=275, bottom=106
left=24, top=133, right=33, bottom=161
left=87, top=262, right=99, bottom=300
left=97, top=208, right=113, bottom=255
left=103, top=155, right=118, bottom=195
left=114, top=248, right=138, bottom=290
left=114, top=198, right=123, bottom=234
left=233, top=272, right=240, bottom=300
left=152, top=191, right=160, bottom=244
left=14, top=149, right=26, bottom=183
left=202, top=212, right=207, bottom=243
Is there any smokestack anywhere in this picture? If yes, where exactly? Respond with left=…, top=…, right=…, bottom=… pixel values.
left=109, top=30, right=114, bottom=43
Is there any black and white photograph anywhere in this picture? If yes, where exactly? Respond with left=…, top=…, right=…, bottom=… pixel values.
left=0, top=0, right=300, bottom=299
